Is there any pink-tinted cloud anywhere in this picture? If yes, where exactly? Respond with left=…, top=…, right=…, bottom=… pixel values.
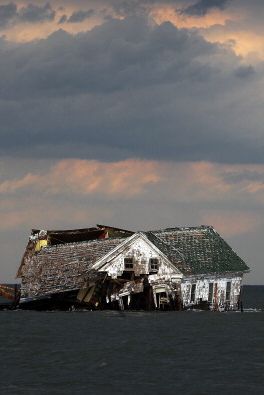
left=0, top=1, right=263, bottom=61
left=2, top=159, right=264, bottom=202
left=151, top=6, right=231, bottom=30
left=0, top=173, right=38, bottom=194
left=0, top=159, right=161, bottom=198
left=1, top=159, right=264, bottom=234
left=1, top=157, right=264, bottom=282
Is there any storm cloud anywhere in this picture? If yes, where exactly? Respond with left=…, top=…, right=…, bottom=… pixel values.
left=67, top=9, right=95, bottom=23
left=18, top=2, right=55, bottom=23
left=0, top=2, right=55, bottom=28
left=109, top=0, right=180, bottom=16
left=0, top=16, right=263, bottom=163
left=1, top=2, right=264, bottom=284
left=180, top=0, right=230, bottom=16
left=0, top=2, right=16, bottom=27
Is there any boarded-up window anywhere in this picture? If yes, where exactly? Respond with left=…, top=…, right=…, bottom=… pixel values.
left=191, top=284, right=196, bottom=302
left=124, top=258, right=133, bottom=270
left=208, top=283, right=214, bottom=302
left=225, top=282, right=231, bottom=301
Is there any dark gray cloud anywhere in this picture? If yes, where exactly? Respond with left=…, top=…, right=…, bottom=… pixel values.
left=0, top=2, right=16, bottom=27
left=18, top=3, right=55, bottom=23
left=0, top=16, right=263, bottom=164
left=110, top=0, right=152, bottom=16
left=223, top=170, right=264, bottom=184
left=180, top=0, right=230, bottom=16
left=67, top=9, right=95, bottom=23
left=108, top=0, right=181, bottom=16
left=235, top=65, right=255, bottom=78
left=0, top=2, right=55, bottom=28
left=58, top=14, right=67, bottom=24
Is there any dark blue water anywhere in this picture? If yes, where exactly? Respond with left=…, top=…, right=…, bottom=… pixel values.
left=0, top=286, right=264, bottom=395
left=242, top=285, right=264, bottom=310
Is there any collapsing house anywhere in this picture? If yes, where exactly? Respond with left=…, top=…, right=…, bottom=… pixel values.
left=17, top=225, right=249, bottom=311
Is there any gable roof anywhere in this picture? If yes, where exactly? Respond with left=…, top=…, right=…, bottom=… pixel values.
left=150, top=226, right=249, bottom=275
left=92, top=232, right=182, bottom=275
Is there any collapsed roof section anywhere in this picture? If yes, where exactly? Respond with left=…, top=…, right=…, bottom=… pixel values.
left=31, top=225, right=133, bottom=246
left=20, top=238, right=124, bottom=297
left=17, top=224, right=134, bottom=277
left=32, top=227, right=106, bottom=245
left=97, top=224, right=134, bottom=238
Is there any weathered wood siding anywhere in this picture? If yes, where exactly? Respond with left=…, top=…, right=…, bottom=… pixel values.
left=99, top=237, right=181, bottom=281
left=181, top=273, right=242, bottom=309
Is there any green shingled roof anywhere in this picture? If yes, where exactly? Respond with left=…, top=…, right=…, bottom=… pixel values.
left=144, top=231, right=191, bottom=274
left=149, top=226, right=249, bottom=275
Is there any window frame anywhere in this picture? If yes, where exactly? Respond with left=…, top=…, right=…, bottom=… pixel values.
left=124, top=257, right=134, bottom=270
left=149, top=258, right=159, bottom=272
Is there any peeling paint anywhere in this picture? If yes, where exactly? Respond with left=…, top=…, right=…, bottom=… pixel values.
left=181, top=274, right=243, bottom=310
left=18, top=225, right=248, bottom=311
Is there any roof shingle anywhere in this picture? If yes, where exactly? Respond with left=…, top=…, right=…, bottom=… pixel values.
left=150, top=226, right=249, bottom=275
left=21, top=238, right=123, bottom=297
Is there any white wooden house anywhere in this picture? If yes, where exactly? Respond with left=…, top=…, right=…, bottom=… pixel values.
left=17, top=225, right=249, bottom=310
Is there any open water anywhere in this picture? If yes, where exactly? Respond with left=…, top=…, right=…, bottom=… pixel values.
left=0, top=286, right=264, bottom=395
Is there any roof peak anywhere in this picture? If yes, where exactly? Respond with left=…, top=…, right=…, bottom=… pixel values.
left=150, top=225, right=215, bottom=233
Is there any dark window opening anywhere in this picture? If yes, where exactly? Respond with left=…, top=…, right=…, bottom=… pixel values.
left=190, top=284, right=196, bottom=302
left=124, top=258, right=133, bottom=270
left=226, top=282, right=231, bottom=301
left=149, top=258, right=159, bottom=272
left=121, top=271, right=134, bottom=280
left=208, top=283, right=214, bottom=303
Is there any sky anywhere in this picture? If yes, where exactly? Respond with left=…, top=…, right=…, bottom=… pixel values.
left=0, top=0, right=264, bottom=284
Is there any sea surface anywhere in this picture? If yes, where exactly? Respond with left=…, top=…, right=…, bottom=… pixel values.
left=0, top=285, right=264, bottom=395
